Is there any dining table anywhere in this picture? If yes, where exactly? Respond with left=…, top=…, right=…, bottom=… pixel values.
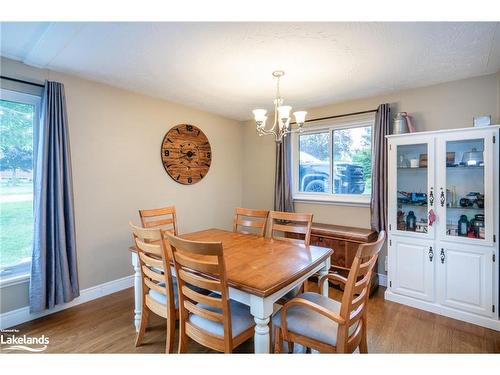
left=129, top=228, right=333, bottom=353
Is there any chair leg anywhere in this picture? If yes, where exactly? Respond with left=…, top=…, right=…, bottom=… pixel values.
left=288, top=341, right=294, bottom=353
left=273, top=327, right=283, bottom=353
left=359, top=324, right=368, bottom=354
left=135, top=307, right=149, bottom=347
left=178, top=322, right=188, bottom=353
left=165, top=316, right=176, bottom=353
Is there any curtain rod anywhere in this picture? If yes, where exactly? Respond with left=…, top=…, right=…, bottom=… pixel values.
left=290, top=109, right=377, bottom=125
left=0, top=75, right=45, bottom=88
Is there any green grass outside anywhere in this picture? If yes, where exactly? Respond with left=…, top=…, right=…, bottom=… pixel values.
left=0, top=199, right=33, bottom=268
left=0, top=181, right=33, bottom=196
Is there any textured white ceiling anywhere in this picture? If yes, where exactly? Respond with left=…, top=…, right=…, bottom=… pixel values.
left=1, top=22, right=500, bottom=121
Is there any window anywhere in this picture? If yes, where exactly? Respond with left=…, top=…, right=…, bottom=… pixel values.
left=0, top=89, right=40, bottom=284
left=292, top=115, right=374, bottom=205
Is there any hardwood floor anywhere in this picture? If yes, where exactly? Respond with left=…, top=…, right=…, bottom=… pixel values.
left=3, top=284, right=500, bottom=353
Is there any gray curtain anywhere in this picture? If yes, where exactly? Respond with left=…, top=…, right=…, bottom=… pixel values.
left=30, top=81, right=79, bottom=312
left=370, top=103, right=391, bottom=232
left=274, top=134, right=294, bottom=212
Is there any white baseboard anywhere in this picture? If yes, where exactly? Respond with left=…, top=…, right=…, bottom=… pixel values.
left=0, top=274, right=134, bottom=330
left=378, top=273, right=387, bottom=287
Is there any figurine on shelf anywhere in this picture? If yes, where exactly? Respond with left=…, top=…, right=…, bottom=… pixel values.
left=458, top=215, right=469, bottom=237
left=406, top=211, right=417, bottom=231
left=397, top=210, right=406, bottom=230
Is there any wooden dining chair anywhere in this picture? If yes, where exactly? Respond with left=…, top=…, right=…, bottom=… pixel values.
left=268, top=211, right=313, bottom=245
left=269, top=211, right=313, bottom=303
left=165, top=232, right=255, bottom=353
left=233, top=207, right=270, bottom=237
left=272, top=231, right=386, bottom=354
left=129, top=222, right=178, bottom=353
left=139, top=205, right=178, bottom=234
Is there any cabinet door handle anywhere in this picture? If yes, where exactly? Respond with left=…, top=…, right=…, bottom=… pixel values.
left=429, top=188, right=434, bottom=206
left=439, top=188, right=445, bottom=207
left=428, top=246, right=434, bottom=262
left=440, top=248, right=445, bottom=264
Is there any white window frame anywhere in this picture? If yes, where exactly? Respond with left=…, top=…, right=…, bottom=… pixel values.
left=291, top=113, right=375, bottom=206
left=0, top=88, right=41, bottom=287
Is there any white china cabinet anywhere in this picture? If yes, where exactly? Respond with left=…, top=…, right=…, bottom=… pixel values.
left=385, top=126, right=499, bottom=330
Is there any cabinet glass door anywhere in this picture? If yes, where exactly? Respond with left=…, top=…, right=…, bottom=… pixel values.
left=440, top=134, right=493, bottom=243
left=393, top=141, right=434, bottom=238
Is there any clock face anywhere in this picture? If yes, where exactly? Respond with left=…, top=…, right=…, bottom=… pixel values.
left=161, top=124, right=212, bottom=185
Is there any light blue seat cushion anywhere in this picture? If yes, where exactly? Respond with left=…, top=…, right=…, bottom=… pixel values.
left=149, top=280, right=179, bottom=308
left=188, top=293, right=255, bottom=338
left=272, top=292, right=359, bottom=347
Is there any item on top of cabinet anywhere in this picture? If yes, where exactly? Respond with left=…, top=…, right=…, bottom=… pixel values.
left=446, top=152, right=456, bottom=167
left=470, top=214, right=485, bottom=238
left=393, top=112, right=415, bottom=134
left=406, top=211, right=417, bottom=231
left=461, top=148, right=483, bottom=166
left=458, top=215, right=469, bottom=237
left=397, top=210, right=406, bottom=230
left=419, top=153, right=427, bottom=168
left=473, top=115, right=491, bottom=128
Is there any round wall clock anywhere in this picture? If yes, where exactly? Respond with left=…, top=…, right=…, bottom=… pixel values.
left=161, top=124, right=212, bottom=185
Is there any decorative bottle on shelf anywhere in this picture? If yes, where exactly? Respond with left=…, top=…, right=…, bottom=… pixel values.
left=451, top=185, right=457, bottom=207
left=458, top=215, right=469, bottom=237
left=406, top=211, right=416, bottom=231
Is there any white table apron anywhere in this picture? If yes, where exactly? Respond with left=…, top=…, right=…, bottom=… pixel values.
left=131, top=252, right=330, bottom=353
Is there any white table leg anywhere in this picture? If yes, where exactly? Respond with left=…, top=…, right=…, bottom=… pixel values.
left=318, top=257, right=331, bottom=297
left=254, top=317, right=271, bottom=353
left=132, top=252, right=142, bottom=332
left=250, top=295, right=274, bottom=353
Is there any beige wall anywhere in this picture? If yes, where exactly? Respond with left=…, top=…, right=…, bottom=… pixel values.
left=0, top=57, right=243, bottom=314
left=242, top=73, right=500, bottom=274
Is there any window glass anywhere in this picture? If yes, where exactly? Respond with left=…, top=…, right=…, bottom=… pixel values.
left=298, top=132, right=330, bottom=192
left=333, top=126, right=372, bottom=195
left=0, top=97, right=35, bottom=280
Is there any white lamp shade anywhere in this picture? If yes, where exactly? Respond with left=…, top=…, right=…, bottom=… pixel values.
left=253, top=109, right=267, bottom=123
left=293, top=111, right=307, bottom=124
left=278, top=105, right=292, bottom=120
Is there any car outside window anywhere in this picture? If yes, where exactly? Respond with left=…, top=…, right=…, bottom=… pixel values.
left=292, top=116, right=374, bottom=205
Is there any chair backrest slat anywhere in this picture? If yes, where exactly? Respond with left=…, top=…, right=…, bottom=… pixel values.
left=269, top=211, right=313, bottom=245
left=178, top=269, right=222, bottom=291
left=139, top=206, right=178, bottom=234
left=166, top=232, right=235, bottom=352
left=233, top=207, right=269, bottom=236
left=337, top=231, right=386, bottom=352
left=182, top=285, right=223, bottom=309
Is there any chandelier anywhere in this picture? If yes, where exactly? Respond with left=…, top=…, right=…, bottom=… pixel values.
left=252, top=71, right=307, bottom=142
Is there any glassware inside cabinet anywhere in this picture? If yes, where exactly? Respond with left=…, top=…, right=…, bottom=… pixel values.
left=445, top=138, right=485, bottom=239
left=396, top=143, right=428, bottom=234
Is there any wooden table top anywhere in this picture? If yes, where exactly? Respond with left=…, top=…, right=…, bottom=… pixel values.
left=130, top=228, right=332, bottom=297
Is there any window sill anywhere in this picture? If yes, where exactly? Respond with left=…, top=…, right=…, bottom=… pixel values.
left=293, top=197, right=371, bottom=208
left=0, top=273, right=30, bottom=288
